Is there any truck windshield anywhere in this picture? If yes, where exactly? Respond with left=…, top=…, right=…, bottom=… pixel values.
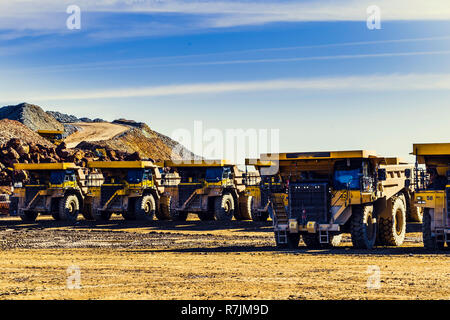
left=205, top=168, right=224, bottom=182
left=50, top=171, right=66, bottom=184
left=127, top=169, right=144, bottom=183
left=334, top=168, right=361, bottom=190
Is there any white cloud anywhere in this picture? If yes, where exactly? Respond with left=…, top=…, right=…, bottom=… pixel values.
left=0, top=0, right=450, bottom=39
left=3, top=73, right=450, bottom=102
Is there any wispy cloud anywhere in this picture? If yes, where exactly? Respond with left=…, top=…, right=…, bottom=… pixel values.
left=6, top=48, right=450, bottom=73
left=3, top=73, right=450, bottom=102
left=1, top=0, right=450, bottom=40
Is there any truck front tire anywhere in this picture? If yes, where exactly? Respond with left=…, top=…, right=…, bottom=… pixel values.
left=378, top=197, right=406, bottom=246
left=59, top=194, right=80, bottom=222
left=214, top=193, right=234, bottom=221
left=350, top=205, right=377, bottom=249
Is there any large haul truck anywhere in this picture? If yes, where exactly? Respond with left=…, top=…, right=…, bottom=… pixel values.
left=262, top=151, right=418, bottom=249
left=159, top=160, right=250, bottom=221
left=37, top=130, right=64, bottom=146
left=412, top=143, right=450, bottom=249
left=12, top=163, right=95, bottom=222
left=86, top=161, right=168, bottom=221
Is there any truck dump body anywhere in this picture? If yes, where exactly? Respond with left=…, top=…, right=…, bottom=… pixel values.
left=412, top=143, right=450, bottom=249
left=160, top=160, right=249, bottom=221
left=261, top=150, right=417, bottom=249
left=87, top=161, right=164, bottom=221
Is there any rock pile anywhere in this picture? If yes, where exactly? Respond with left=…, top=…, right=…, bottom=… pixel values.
left=0, top=138, right=141, bottom=186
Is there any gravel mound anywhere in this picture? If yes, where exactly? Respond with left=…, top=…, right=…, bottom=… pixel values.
left=0, top=103, right=64, bottom=132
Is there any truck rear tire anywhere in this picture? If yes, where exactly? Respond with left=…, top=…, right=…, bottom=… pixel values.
left=59, top=194, right=79, bottom=222
left=422, top=208, right=444, bottom=250
left=214, top=193, right=234, bottom=221
left=350, top=205, right=377, bottom=249
left=198, top=211, right=215, bottom=221
left=156, top=195, right=171, bottom=220
left=20, top=210, right=38, bottom=222
left=275, top=232, right=300, bottom=249
left=51, top=199, right=60, bottom=221
left=170, top=210, right=188, bottom=221
left=378, top=197, right=406, bottom=246
left=81, top=204, right=94, bottom=220
left=135, top=195, right=156, bottom=221
left=235, top=195, right=252, bottom=220
left=409, top=206, right=423, bottom=223
left=251, top=209, right=270, bottom=222
left=302, top=234, right=322, bottom=249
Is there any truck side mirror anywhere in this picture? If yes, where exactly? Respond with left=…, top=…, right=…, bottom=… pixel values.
left=405, top=169, right=411, bottom=179
left=378, top=168, right=387, bottom=181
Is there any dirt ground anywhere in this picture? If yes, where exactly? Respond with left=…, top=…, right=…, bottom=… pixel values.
left=0, top=215, right=448, bottom=300
left=64, top=122, right=129, bottom=148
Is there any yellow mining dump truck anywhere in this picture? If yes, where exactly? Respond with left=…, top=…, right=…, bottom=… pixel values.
left=244, top=159, right=282, bottom=221
left=159, top=160, right=250, bottom=221
left=86, top=161, right=167, bottom=221
left=412, top=143, right=450, bottom=249
left=37, top=130, right=64, bottom=146
left=262, top=151, right=418, bottom=249
left=12, top=162, right=95, bottom=222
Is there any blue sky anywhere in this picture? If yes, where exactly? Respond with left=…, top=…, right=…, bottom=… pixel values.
left=1, top=0, right=450, bottom=162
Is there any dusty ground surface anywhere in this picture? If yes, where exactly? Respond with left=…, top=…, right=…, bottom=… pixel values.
left=64, top=122, right=129, bottom=148
left=0, top=215, right=448, bottom=300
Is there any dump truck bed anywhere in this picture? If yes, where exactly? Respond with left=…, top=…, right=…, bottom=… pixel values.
left=88, top=161, right=157, bottom=169
left=14, top=163, right=79, bottom=171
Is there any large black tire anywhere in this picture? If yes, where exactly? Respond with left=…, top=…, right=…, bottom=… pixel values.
left=422, top=208, right=444, bottom=250
left=274, top=231, right=300, bottom=249
left=135, top=195, right=156, bottom=221
left=350, top=205, right=377, bottom=249
left=156, top=195, right=171, bottom=220
left=214, top=193, right=234, bottom=221
left=19, top=210, right=38, bottom=222
left=302, top=233, right=322, bottom=249
left=58, top=194, right=79, bottom=222
left=409, top=205, right=423, bottom=223
left=251, top=209, right=270, bottom=222
left=198, top=211, right=215, bottom=221
left=50, top=199, right=60, bottom=221
left=170, top=210, right=188, bottom=221
left=235, top=196, right=252, bottom=220
left=378, top=197, right=406, bottom=246
left=81, top=204, right=94, bottom=221
left=99, top=211, right=112, bottom=221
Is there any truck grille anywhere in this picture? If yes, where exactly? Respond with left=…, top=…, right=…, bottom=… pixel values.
left=288, top=182, right=329, bottom=224
left=25, top=186, right=46, bottom=205
left=101, top=185, right=123, bottom=206
left=178, top=184, right=202, bottom=206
